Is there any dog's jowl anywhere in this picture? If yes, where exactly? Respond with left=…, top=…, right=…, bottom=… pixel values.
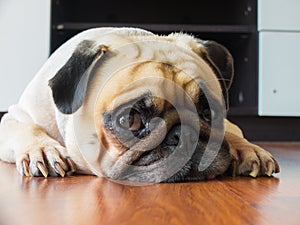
left=0, top=27, right=279, bottom=182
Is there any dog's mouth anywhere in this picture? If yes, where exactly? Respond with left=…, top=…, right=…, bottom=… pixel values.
left=131, top=145, right=174, bottom=166
left=106, top=125, right=232, bottom=183
left=129, top=142, right=231, bottom=183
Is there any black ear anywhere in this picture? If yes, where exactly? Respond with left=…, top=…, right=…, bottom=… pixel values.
left=49, top=40, right=107, bottom=114
left=198, top=40, right=234, bottom=110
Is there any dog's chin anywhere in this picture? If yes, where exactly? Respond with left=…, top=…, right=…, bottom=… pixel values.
left=106, top=141, right=232, bottom=183
left=131, top=145, right=175, bottom=166
left=164, top=141, right=232, bottom=183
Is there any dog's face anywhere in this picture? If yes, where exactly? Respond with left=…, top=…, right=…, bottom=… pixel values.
left=49, top=31, right=234, bottom=183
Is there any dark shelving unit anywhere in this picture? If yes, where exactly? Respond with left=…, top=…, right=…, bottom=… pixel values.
left=51, top=0, right=258, bottom=116
left=49, top=0, right=300, bottom=141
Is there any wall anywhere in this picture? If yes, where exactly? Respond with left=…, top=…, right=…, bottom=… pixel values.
left=0, top=0, right=50, bottom=111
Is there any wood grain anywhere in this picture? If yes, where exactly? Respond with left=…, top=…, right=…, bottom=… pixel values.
left=0, top=142, right=300, bottom=225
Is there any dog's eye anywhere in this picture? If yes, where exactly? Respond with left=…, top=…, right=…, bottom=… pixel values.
left=202, top=108, right=215, bottom=122
left=118, top=110, right=142, bottom=131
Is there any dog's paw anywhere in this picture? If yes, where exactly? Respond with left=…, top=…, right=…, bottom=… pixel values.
left=15, top=138, right=76, bottom=177
left=228, top=138, right=280, bottom=178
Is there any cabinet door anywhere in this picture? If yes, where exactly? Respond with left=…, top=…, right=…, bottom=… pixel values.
left=258, top=0, right=300, bottom=31
left=0, top=0, right=50, bottom=111
left=259, top=32, right=300, bottom=116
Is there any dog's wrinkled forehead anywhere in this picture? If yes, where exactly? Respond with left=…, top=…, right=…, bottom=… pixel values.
left=87, top=41, right=223, bottom=113
left=49, top=31, right=233, bottom=115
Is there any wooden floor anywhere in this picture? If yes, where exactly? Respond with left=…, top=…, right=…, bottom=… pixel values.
left=0, top=142, right=300, bottom=225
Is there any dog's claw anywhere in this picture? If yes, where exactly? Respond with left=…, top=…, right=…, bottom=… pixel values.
left=231, top=160, right=237, bottom=177
left=66, top=157, right=76, bottom=174
left=22, top=160, right=30, bottom=176
left=54, top=162, right=65, bottom=177
left=249, top=162, right=259, bottom=178
left=37, top=161, right=48, bottom=177
left=266, top=161, right=274, bottom=177
left=274, top=159, right=280, bottom=173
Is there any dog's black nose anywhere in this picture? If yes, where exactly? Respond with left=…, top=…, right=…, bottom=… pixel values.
left=165, top=125, right=181, bottom=146
left=165, top=124, right=198, bottom=147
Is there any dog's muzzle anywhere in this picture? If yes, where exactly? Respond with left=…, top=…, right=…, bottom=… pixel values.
left=106, top=122, right=231, bottom=183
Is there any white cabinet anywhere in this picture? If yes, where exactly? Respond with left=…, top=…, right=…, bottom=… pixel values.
left=258, top=0, right=300, bottom=31
left=258, top=0, right=300, bottom=116
left=259, top=32, right=300, bottom=116
left=0, top=0, right=50, bottom=111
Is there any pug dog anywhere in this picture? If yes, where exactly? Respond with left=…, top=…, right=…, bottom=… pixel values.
left=0, top=27, right=279, bottom=182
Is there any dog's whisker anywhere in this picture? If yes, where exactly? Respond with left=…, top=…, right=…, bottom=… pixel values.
left=199, top=77, right=231, bottom=85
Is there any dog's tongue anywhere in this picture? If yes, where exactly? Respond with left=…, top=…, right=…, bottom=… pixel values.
left=206, top=174, right=216, bottom=180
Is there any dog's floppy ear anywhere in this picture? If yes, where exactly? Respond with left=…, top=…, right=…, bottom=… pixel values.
left=49, top=40, right=108, bottom=114
left=198, top=40, right=234, bottom=110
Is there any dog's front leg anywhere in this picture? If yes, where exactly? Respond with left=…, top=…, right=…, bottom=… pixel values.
left=0, top=118, right=76, bottom=177
left=225, top=120, right=280, bottom=177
